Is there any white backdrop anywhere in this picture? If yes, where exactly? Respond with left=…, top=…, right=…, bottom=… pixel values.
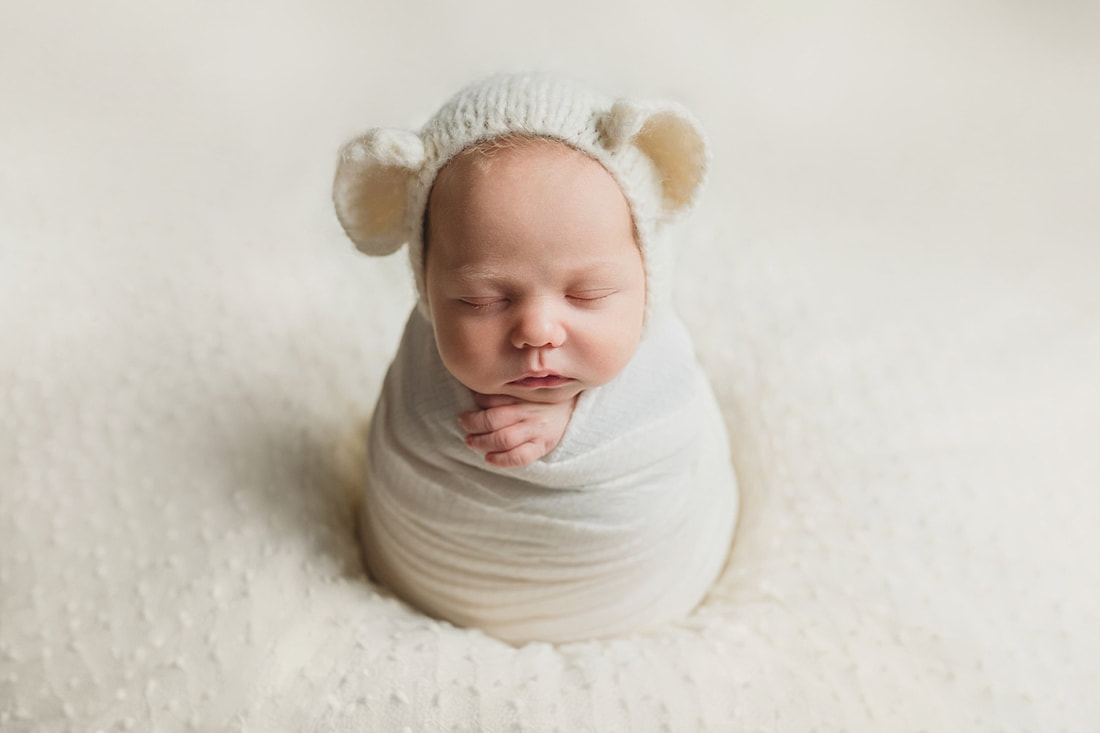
left=2, top=1, right=1097, bottom=731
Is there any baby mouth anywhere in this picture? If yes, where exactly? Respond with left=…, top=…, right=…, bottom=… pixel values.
left=508, top=373, right=574, bottom=389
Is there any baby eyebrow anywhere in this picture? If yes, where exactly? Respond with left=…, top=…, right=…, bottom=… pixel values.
left=452, top=261, right=624, bottom=283
left=452, top=265, right=505, bottom=282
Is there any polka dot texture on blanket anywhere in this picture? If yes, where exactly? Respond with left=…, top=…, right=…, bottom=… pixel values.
left=1, top=1, right=1097, bottom=730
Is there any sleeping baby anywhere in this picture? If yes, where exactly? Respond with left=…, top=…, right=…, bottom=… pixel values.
left=333, top=72, right=738, bottom=644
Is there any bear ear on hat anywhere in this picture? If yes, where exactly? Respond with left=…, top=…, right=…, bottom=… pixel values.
left=597, top=100, right=708, bottom=218
left=333, top=128, right=425, bottom=256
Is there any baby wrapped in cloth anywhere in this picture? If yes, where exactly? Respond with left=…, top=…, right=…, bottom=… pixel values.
left=334, top=73, right=739, bottom=644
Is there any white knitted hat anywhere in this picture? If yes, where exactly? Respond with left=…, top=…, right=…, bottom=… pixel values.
left=333, top=72, right=708, bottom=321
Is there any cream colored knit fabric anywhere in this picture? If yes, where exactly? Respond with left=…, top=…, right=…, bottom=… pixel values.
left=333, top=72, right=708, bottom=322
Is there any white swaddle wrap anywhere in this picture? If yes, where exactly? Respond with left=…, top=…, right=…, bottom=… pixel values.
left=361, top=307, right=738, bottom=644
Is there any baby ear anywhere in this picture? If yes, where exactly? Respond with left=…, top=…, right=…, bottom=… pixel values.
left=333, top=128, right=425, bottom=256
left=597, top=100, right=708, bottom=217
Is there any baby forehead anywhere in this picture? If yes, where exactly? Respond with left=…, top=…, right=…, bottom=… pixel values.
left=429, top=143, right=633, bottom=234
left=423, top=135, right=640, bottom=266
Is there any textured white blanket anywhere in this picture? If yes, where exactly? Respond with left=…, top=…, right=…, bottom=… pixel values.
left=3, top=2, right=1097, bottom=730
left=362, top=308, right=738, bottom=643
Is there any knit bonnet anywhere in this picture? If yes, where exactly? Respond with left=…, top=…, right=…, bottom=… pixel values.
left=333, top=72, right=708, bottom=322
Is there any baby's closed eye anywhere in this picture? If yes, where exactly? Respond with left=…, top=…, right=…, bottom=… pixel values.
left=566, top=289, right=617, bottom=305
left=458, top=296, right=509, bottom=312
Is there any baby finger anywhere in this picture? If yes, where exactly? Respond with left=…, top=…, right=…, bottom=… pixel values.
left=459, top=404, right=523, bottom=435
left=465, top=422, right=535, bottom=453
left=485, top=441, right=544, bottom=468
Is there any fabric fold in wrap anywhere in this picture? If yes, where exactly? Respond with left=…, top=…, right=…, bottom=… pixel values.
left=361, top=308, right=738, bottom=644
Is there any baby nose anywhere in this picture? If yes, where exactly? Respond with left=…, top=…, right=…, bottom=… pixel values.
left=511, top=299, right=566, bottom=349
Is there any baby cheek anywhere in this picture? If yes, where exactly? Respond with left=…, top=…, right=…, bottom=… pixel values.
left=435, top=318, right=496, bottom=378
left=600, top=305, right=645, bottom=380
left=582, top=327, right=641, bottom=384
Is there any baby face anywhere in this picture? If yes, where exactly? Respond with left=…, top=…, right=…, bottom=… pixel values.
left=424, top=138, right=646, bottom=405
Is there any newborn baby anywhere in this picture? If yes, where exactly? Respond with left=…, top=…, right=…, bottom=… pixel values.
left=334, top=73, right=738, bottom=644
left=429, top=135, right=643, bottom=469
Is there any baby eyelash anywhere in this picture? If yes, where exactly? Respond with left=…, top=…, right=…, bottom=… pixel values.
left=461, top=299, right=506, bottom=311
left=567, top=292, right=614, bottom=303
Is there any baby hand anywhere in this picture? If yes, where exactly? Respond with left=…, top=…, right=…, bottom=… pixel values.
left=458, top=393, right=578, bottom=468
